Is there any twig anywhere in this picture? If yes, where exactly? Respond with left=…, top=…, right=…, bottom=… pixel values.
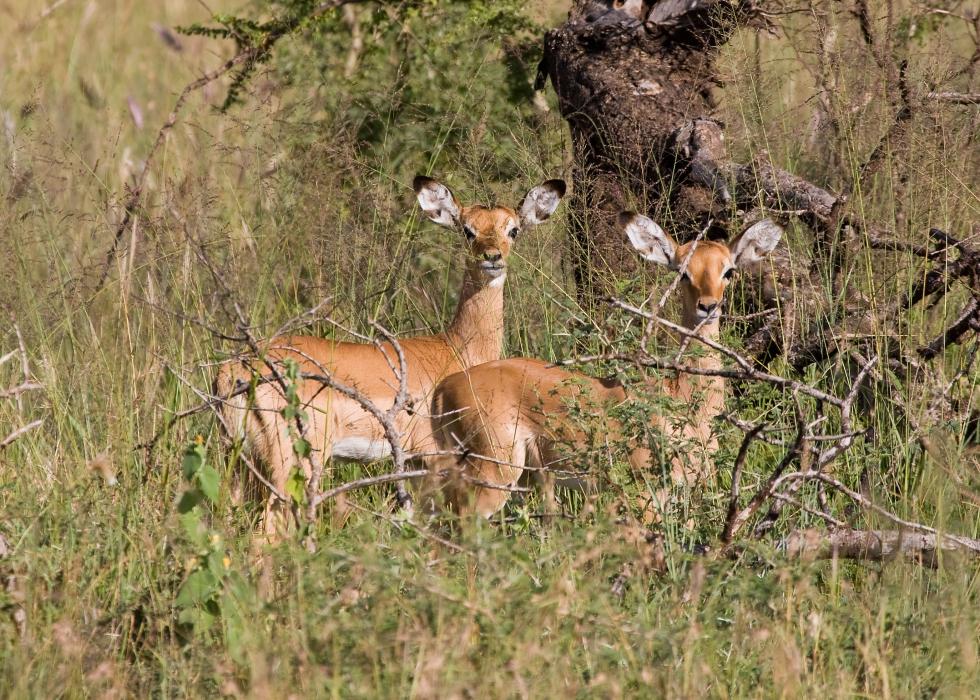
left=580, top=299, right=851, bottom=407
left=752, top=354, right=878, bottom=538
left=344, top=501, right=469, bottom=555
left=95, top=0, right=371, bottom=291
left=0, top=420, right=43, bottom=450
left=314, top=470, right=433, bottom=504
left=640, top=223, right=709, bottom=351
left=721, top=423, right=765, bottom=543
left=722, top=396, right=808, bottom=544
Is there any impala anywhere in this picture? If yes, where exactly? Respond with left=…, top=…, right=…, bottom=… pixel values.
left=423, top=214, right=782, bottom=518
left=215, top=175, right=566, bottom=540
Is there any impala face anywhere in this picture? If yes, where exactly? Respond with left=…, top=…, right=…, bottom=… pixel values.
left=414, top=175, right=566, bottom=287
left=458, top=205, right=520, bottom=284
left=672, top=240, right=734, bottom=321
left=621, top=213, right=783, bottom=326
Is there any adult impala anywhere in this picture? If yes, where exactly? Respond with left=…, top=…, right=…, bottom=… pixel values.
left=215, top=175, right=566, bottom=539
left=423, top=214, right=782, bottom=518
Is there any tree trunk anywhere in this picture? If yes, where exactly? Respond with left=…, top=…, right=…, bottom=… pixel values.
left=541, top=0, right=753, bottom=299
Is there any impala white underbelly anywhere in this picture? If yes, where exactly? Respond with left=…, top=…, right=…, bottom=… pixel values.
left=330, top=437, right=393, bottom=461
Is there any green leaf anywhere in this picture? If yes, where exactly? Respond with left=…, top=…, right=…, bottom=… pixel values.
left=293, top=437, right=311, bottom=458
left=177, top=489, right=203, bottom=514
left=176, top=568, right=218, bottom=608
left=207, top=549, right=228, bottom=579
left=178, top=509, right=207, bottom=546
left=285, top=468, right=306, bottom=505
left=197, top=464, right=220, bottom=504
left=178, top=605, right=218, bottom=633
left=182, top=442, right=206, bottom=480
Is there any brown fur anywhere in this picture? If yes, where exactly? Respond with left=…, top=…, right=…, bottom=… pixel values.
left=215, top=179, right=564, bottom=543
left=423, top=219, right=780, bottom=519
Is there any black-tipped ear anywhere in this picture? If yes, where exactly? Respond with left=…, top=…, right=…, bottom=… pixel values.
left=519, top=179, right=567, bottom=226
left=617, top=211, right=637, bottom=229
left=620, top=212, right=675, bottom=267
left=414, top=175, right=461, bottom=229
left=544, top=179, right=567, bottom=198
left=730, top=219, right=783, bottom=267
left=413, top=175, right=435, bottom=193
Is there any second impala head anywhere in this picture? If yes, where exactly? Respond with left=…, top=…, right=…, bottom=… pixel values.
left=620, top=213, right=783, bottom=325
left=414, top=176, right=566, bottom=287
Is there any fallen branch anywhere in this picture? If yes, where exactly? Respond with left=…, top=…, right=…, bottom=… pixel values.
left=918, top=295, right=979, bottom=360
left=780, top=528, right=980, bottom=566
left=927, top=91, right=980, bottom=105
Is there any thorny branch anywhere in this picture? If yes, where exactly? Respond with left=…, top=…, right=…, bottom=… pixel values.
left=95, top=0, right=375, bottom=292
left=567, top=295, right=978, bottom=565
left=1, top=324, right=43, bottom=451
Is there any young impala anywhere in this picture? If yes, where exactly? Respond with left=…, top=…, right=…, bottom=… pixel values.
left=423, top=214, right=782, bottom=518
left=215, top=175, right=566, bottom=540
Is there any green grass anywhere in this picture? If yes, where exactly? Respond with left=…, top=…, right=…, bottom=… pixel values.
left=0, top=0, right=978, bottom=696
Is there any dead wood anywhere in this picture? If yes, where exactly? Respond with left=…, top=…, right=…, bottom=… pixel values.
left=540, top=0, right=759, bottom=300
left=780, top=528, right=980, bottom=566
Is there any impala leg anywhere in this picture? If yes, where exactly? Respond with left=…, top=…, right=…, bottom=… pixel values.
left=465, top=436, right=526, bottom=519
left=536, top=470, right=558, bottom=520
left=248, top=411, right=307, bottom=597
left=527, top=443, right=559, bottom=522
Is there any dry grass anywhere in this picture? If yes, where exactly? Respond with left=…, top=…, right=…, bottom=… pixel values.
left=0, top=0, right=977, bottom=697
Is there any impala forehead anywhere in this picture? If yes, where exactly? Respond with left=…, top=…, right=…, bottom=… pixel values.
left=461, top=205, right=519, bottom=236
left=675, top=241, right=732, bottom=288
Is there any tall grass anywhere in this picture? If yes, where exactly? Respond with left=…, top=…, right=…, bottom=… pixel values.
left=0, top=0, right=977, bottom=696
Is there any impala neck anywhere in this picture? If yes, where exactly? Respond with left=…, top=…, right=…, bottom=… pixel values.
left=445, top=269, right=505, bottom=366
left=674, top=312, right=725, bottom=418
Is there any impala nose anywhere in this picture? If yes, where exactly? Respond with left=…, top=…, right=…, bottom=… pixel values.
left=483, top=251, right=502, bottom=263
left=697, top=301, right=719, bottom=316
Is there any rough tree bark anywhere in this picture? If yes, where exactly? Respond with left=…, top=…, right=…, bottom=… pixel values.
left=540, top=0, right=759, bottom=299
left=539, top=0, right=978, bottom=368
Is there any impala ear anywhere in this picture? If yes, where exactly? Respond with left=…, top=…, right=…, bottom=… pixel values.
left=518, top=179, right=566, bottom=226
left=414, top=175, right=461, bottom=229
left=730, top=219, right=783, bottom=267
left=620, top=212, right=675, bottom=267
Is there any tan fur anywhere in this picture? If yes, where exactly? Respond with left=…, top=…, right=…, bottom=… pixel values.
left=424, top=225, right=778, bottom=519
left=215, top=179, right=564, bottom=543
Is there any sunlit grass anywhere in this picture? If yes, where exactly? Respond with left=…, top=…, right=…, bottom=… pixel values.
left=0, top=0, right=977, bottom=696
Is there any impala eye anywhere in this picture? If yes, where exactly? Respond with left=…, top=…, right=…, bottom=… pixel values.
left=463, top=225, right=476, bottom=241
left=723, top=268, right=735, bottom=280
left=507, top=226, right=520, bottom=239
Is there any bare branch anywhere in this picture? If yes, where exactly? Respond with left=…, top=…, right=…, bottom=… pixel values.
left=95, top=0, right=374, bottom=291
left=780, top=529, right=980, bottom=565
left=927, top=91, right=980, bottom=105
left=0, top=419, right=43, bottom=450
left=721, top=422, right=765, bottom=543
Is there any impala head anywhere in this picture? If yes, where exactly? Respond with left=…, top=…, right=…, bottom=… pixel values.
left=414, top=175, right=566, bottom=287
left=620, top=213, right=783, bottom=327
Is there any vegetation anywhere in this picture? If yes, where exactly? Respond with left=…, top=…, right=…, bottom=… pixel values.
left=0, top=0, right=977, bottom=696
